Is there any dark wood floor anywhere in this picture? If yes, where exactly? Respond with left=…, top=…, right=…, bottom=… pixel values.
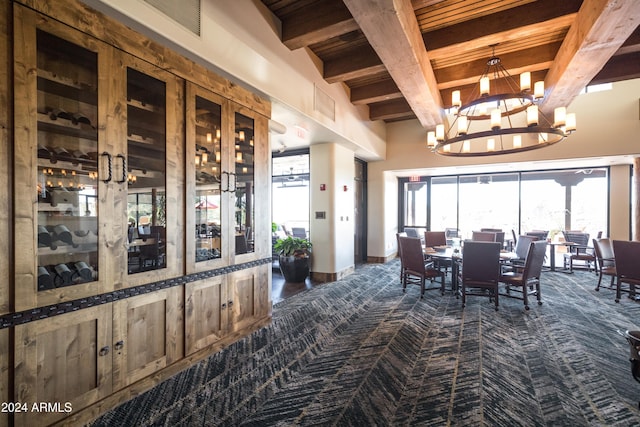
left=272, top=263, right=318, bottom=304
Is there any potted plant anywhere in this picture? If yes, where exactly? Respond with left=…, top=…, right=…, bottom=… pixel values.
left=274, top=236, right=312, bottom=282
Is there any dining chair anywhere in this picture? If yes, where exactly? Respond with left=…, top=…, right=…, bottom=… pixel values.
left=398, top=236, right=445, bottom=298
left=562, top=231, right=596, bottom=273
left=460, top=241, right=501, bottom=310
left=525, top=230, right=548, bottom=241
left=424, top=231, right=447, bottom=247
left=612, top=240, right=640, bottom=303
left=502, top=235, right=535, bottom=272
left=396, top=232, right=407, bottom=283
left=593, top=238, right=616, bottom=292
left=424, top=231, right=451, bottom=275
left=404, top=227, right=420, bottom=238
left=471, top=231, right=497, bottom=242
left=499, top=240, right=547, bottom=310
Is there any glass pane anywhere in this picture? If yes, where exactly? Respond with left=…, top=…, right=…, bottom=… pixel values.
left=564, top=168, right=608, bottom=239
left=234, top=113, right=254, bottom=254
left=272, top=154, right=309, bottom=238
left=430, top=176, right=457, bottom=232
left=36, top=30, right=99, bottom=290
left=194, top=96, right=222, bottom=262
left=458, top=173, right=519, bottom=240
left=126, top=68, right=167, bottom=273
left=403, top=181, right=427, bottom=227
left=521, top=171, right=570, bottom=240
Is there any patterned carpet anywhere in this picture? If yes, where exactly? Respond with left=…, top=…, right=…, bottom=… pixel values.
left=91, top=260, right=640, bottom=426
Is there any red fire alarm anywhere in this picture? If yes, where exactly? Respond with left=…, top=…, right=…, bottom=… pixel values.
left=320, top=184, right=326, bottom=191
left=343, top=185, right=348, bottom=192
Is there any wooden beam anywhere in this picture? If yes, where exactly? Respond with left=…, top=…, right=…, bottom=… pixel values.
left=344, top=0, right=444, bottom=128
left=422, top=0, right=581, bottom=51
left=369, top=98, right=416, bottom=121
left=323, top=44, right=386, bottom=83
left=439, top=70, right=547, bottom=109
left=351, top=78, right=402, bottom=104
left=281, top=0, right=359, bottom=50
left=543, top=0, right=640, bottom=113
left=434, top=42, right=560, bottom=90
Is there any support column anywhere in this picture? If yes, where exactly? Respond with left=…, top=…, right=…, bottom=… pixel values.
left=309, top=143, right=355, bottom=282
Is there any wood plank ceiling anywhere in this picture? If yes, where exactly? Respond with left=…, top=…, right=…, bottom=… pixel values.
left=260, top=0, right=640, bottom=127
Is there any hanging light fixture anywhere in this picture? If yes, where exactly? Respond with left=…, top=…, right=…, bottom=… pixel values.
left=427, top=46, right=576, bottom=157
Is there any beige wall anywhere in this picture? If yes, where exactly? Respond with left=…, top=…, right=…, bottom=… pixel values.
left=310, top=143, right=355, bottom=275
left=368, top=79, right=640, bottom=258
left=610, top=164, right=632, bottom=241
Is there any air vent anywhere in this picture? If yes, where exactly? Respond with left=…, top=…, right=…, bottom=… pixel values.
left=144, top=0, right=201, bottom=36
left=314, top=85, right=335, bottom=121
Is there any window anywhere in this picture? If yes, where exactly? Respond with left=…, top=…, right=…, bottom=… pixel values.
left=403, top=180, right=427, bottom=228
left=272, top=153, right=310, bottom=237
left=400, top=168, right=609, bottom=241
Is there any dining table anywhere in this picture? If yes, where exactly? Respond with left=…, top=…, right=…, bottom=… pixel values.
left=424, top=245, right=521, bottom=294
left=546, top=241, right=578, bottom=272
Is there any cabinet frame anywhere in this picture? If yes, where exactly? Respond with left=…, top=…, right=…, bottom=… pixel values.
left=13, top=6, right=113, bottom=310
left=185, top=83, right=231, bottom=273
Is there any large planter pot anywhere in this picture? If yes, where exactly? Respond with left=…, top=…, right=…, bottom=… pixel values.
left=279, top=255, right=310, bottom=282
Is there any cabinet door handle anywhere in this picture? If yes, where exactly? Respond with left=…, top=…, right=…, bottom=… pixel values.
left=100, top=152, right=112, bottom=183
left=114, top=340, right=124, bottom=350
left=99, top=345, right=110, bottom=356
left=114, top=154, right=127, bottom=183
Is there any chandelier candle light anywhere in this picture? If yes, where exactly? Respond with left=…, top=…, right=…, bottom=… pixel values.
left=428, top=49, right=576, bottom=156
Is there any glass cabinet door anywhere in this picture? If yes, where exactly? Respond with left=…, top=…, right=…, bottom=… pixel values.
left=35, top=30, right=100, bottom=290
left=13, top=4, right=112, bottom=309
left=186, top=84, right=229, bottom=271
left=125, top=68, right=167, bottom=274
left=119, top=53, right=184, bottom=283
left=233, top=112, right=255, bottom=255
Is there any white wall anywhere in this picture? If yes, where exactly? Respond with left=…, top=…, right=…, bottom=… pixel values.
left=310, top=143, right=355, bottom=275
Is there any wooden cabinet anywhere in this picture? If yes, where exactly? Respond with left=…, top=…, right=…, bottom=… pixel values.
left=14, top=304, right=113, bottom=427
left=8, top=0, right=271, bottom=424
left=185, top=264, right=271, bottom=356
left=112, top=287, right=184, bottom=389
left=13, top=5, right=186, bottom=309
left=13, top=5, right=113, bottom=310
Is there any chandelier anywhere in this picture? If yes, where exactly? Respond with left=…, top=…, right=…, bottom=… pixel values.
left=428, top=48, right=576, bottom=156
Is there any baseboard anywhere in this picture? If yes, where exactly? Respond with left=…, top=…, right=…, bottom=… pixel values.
left=367, top=253, right=397, bottom=264
left=311, top=265, right=355, bottom=282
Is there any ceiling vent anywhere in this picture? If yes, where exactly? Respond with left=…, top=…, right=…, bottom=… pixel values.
left=144, top=0, right=201, bottom=36
left=314, top=84, right=335, bottom=121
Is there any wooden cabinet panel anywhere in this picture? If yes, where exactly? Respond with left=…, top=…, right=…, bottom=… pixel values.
left=112, top=287, right=183, bottom=390
left=185, top=276, right=228, bottom=355
left=13, top=304, right=112, bottom=427
left=230, top=265, right=271, bottom=333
